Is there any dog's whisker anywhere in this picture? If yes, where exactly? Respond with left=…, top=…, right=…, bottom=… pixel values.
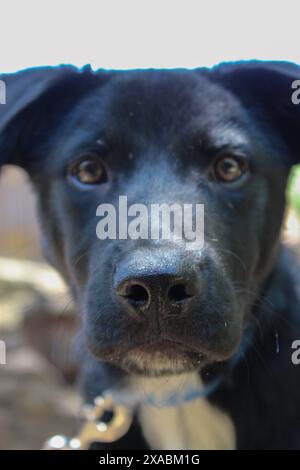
left=73, top=250, right=91, bottom=270
left=215, top=247, right=248, bottom=273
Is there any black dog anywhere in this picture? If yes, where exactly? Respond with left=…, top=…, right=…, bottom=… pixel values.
left=1, top=61, right=300, bottom=449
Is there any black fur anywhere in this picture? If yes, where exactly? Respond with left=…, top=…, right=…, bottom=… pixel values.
left=1, top=61, right=300, bottom=449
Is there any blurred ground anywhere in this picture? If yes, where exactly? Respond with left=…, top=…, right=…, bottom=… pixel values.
left=0, top=258, right=80, bottom=449
left=0, top=165, right=300, bottom=449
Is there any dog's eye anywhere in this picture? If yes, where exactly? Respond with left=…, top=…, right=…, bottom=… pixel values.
left=212, top=154, right=249, bottom=183
left=68, top=155, right=107, bottom=186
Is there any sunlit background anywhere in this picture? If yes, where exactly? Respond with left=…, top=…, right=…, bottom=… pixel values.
left=1, top=0, right=300, bottom=449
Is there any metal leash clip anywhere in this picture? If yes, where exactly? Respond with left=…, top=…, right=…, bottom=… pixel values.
left=43, top=393, right=133, bottom=450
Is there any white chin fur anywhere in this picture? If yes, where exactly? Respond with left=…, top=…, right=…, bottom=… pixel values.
left=124, top=350, right=197, bottom=375
left=109, top=353, right=236, bottom=450
left=134, top=372, right=236, bottom=450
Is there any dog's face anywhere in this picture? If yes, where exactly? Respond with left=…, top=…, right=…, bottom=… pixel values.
left=1, top=62, right=299, bottom=376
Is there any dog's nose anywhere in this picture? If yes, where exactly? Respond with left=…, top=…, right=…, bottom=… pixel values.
left=114, top=248, right=200, bottom=316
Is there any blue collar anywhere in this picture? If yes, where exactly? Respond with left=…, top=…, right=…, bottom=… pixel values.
left=143, top=375, right=222, bottom=407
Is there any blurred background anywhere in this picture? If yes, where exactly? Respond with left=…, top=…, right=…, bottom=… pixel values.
left=0, top=166, right=80, bottom=449
left=1, top=0, right=300, bottom=449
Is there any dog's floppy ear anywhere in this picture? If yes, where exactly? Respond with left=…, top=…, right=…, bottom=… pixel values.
left=212, top=61, right=300, bottom=165
left=0, top=65, right=101, bottom=168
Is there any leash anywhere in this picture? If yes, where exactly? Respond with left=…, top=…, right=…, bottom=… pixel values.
left=43, top=373, right=226, bottom=450
left=43, top=393, right=133, bottom=450
left=43, top=374, right=223, bottom=450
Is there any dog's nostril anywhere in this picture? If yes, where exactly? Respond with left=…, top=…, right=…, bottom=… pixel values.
left=122, top=283, right=150, bottom=307
left=168, top=282, right=197, bottom=302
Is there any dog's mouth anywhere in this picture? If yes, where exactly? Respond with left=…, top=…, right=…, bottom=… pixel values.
left=109, top=339, right=210, bottom=377
left=87, top=312, right=243, bottom=378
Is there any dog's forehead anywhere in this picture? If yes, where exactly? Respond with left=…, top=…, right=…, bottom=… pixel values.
left=47, top=70, right=254, bottom=167
left=104, top=70, right=242, bottom=122
left=78, top=69, right=252, bottom=149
